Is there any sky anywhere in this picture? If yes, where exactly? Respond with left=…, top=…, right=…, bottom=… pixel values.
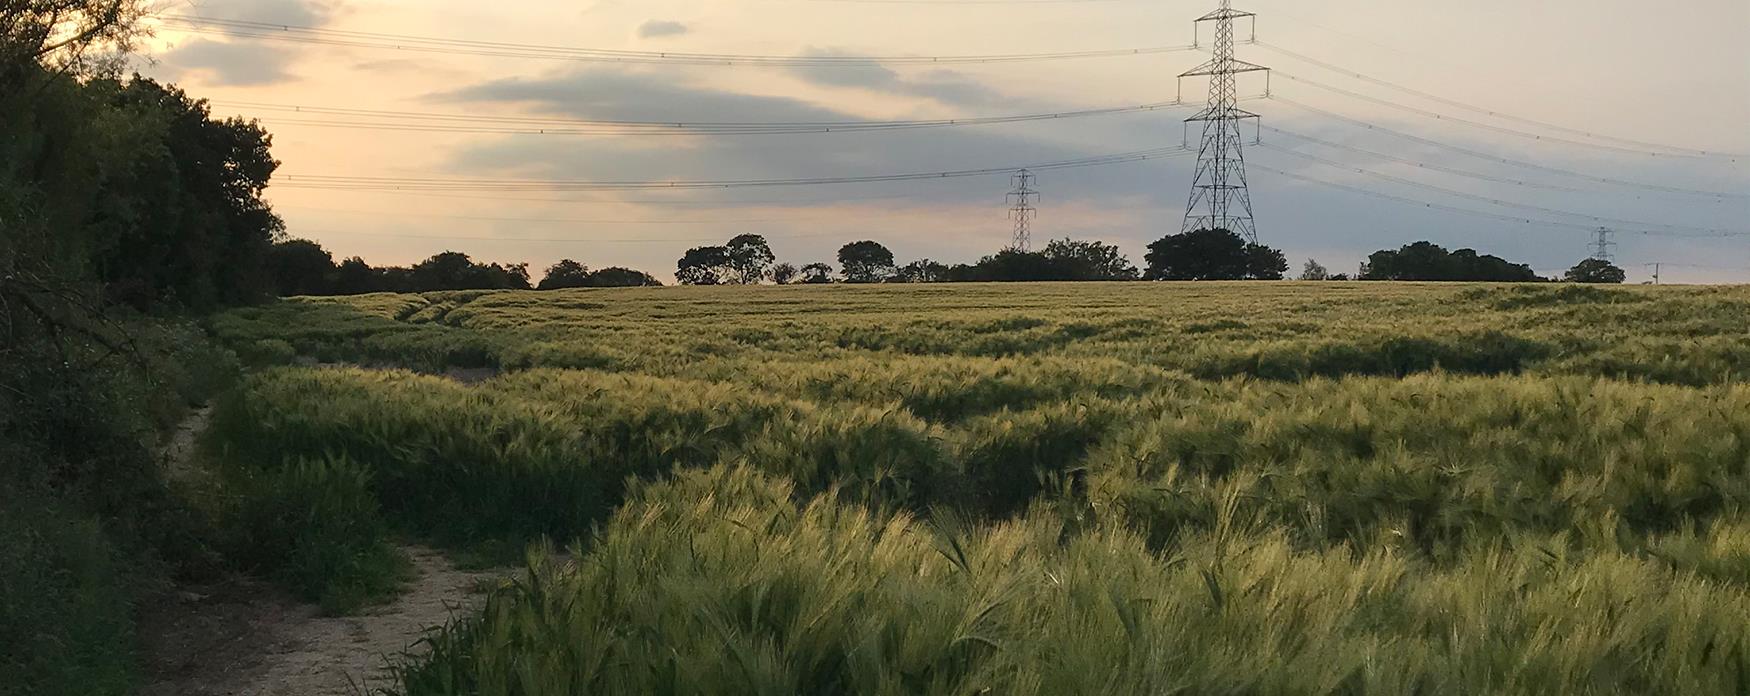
left=138, top=0, right=1750, bottom=284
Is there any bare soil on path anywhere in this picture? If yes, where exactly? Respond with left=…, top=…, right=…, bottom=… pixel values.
left=139, top=407, right=501, bottom=696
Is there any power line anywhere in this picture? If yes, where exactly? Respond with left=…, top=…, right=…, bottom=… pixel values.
left=1260, top=125, right=1589, bottom=194
left=300, top=228, right=876, bottom=244
left=158, top=15, right=1197, bottom=66
left=270, top=188, right=954, bottom=206
left=1255, top=143, right=1746, bottom=236
left=276, top=146, right=1196, bottom=192
left=1247, top=161, right=1748, bottom=239
left=1271, top=71, right=1737, bottom=161
left=220, top=99, right=1194, bottom=136
left=278, top=204, right=970, bottom=225
left=1255, top=41, right=1745, bottom=160
left=1268, top=96, right=1748, bottom=200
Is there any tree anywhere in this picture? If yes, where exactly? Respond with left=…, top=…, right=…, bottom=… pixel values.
left=83, top=77, right=285, bottom=309
left=538, top=259, right=592, bottom=290
left=894, top=259, right=950, bottom=283
left=1042, top=238, right=1139, bottom=281
left=676, top=246, right=731, bottom=285
left=770, top=262, right=799, bottom=285
left=799, top=262, right=834, bottom=284
left=1143, top=228, right=1285, bottom=281
left=264, top=239, right=336, bottom=296
left=2, top=0, right=150, bottom=86
left=1361, top=242, right=1542, bottom=282
left=586, top=267, right=662, bottom=287
left=1246, top=244, right=1289, bottom=281
left=838, top=241, right=896, bottom=283
left=1299, top=259, right=1330, bottom=281
left=407, top=251, right=530, bottom=291
left=969, top=249, right=1065, bottom=281
left=1565, top=258, right=1627, bottom=284
left=332, top=257, right=381, bottom=295
left=724, top=234, right=775, bottom=284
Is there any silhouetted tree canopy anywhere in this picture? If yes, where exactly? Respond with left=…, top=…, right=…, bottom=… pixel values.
left=265, top=239, right=337, bottom=297
left=770, top=262, right=799, bottom=285
left=894, top=259, right=951, bottom=283
left=838, top=241, right=896, bottom=283
left=1144, top=229, right=1287, bottom=281
left=332, top=257, right=379, bottom=295
left=583, top=267, right=662, bottom=287
left=538, top=259, right=592, bottom=290
left=408, top=252, right=530, bottom=292
left=677, top=246, right=732, bottom=286
left=725, top=234, right=775, bottom=285
left=1041, top=238, right=1140, bottom=281
left=1360, top=242, right=1543, bottom=282
left=799, top=262, right=834, bottom=284
left=1565, top=258, right=1627, bottom=284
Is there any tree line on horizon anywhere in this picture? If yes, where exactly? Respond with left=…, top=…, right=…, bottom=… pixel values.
left=264, top=229, right=1629, bottom=297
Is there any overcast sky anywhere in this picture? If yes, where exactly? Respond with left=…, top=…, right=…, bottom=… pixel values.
left=141, top=0, right=1750, bottom=283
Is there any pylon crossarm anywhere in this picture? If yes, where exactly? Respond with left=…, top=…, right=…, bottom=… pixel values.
left=1196, top=8, right=1255, bottom=21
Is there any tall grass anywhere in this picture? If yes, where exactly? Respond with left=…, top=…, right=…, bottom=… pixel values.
left=223, top=454, right=410, bottom=613
left=384, top=466, right=1750, bottom=695
left=187, top=283, right=1750, bottom=690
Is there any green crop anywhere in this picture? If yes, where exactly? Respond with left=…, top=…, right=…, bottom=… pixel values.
left=194, top=283, right=1750, bottom=692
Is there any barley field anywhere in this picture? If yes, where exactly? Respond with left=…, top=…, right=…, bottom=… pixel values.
left=204, top=282, right=1750, bottom=694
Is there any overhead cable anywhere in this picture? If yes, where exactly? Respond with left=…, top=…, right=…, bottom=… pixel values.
left=1255, top=41, right=1745, bottom=159
left=276, top=146, right=1195, bottom=192
left=158, top=15, right=1196, bottom=66
left=1268, top=96, right=1749, bottom=200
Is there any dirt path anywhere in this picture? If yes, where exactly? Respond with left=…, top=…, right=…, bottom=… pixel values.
left=140, top=408, right=504, bottom=696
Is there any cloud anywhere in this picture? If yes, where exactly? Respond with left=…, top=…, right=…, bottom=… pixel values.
left=187, top=0, right=340, bottom=28
left=158, top=39, right=299, bottom=86
left=437, top=69, right=857, bottom=124
left=637, top=20, right=689, bottom=39
left=159, top=0, right=342, bottom=86
left=432, top=68, right=1171, bottom=207
left=786, top=49, right=1009, bottom=108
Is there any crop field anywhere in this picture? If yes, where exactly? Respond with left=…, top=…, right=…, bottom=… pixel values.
left=202, top=282, right=1750, bottom=694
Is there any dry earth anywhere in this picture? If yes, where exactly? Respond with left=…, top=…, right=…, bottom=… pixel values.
left=140, top=407, right=502, bottom=696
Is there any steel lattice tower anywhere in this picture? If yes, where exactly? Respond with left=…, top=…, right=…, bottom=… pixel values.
left=1590, top=227, right=1617, bottom=262
left=1008, top=168, right=1039, bottom=251
left=1179, top=0, right=1268, bottom=242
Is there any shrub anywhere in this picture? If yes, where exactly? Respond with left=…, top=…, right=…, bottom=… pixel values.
left=226, top=455, right=408, bottom=613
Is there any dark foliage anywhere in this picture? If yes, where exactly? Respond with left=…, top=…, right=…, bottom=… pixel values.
left=263, top=242, right=535, bottom=295
left=1361, top=241, right=1543, bottom=282
left=838, top=240, right=897, bottom=283
left=725, top=234, right=775, bottom=285
left=1144, top=228, right=1287, bottom=280
left=676, top=245, right=731, bottom=285
left=1565, top=258, right=1627, bottom=284
left=799, top=262, right=834, bottom=284
left=582, top=267, right=662, bottom=287
left=536, top=259, right=591, bottom=290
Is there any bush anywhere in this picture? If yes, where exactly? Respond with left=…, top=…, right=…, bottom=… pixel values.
left=0, top=484, right=134, bottom=696
left=225, top=455, right=409, bottom=613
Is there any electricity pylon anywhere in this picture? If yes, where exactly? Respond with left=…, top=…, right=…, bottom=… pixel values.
left=1179, top=0, right=1269, bottom=242
left=1590, top=227, right=1617, bottom=262
left=1008, top=168, right=1039, bottom=251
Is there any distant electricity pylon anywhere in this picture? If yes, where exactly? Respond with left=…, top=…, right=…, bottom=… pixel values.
left=1179, top=0, right=1269, bottom=243
left=1007, top=168, right=1039, bottom=251
left=1590, top=227, right=1617, bottom=263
